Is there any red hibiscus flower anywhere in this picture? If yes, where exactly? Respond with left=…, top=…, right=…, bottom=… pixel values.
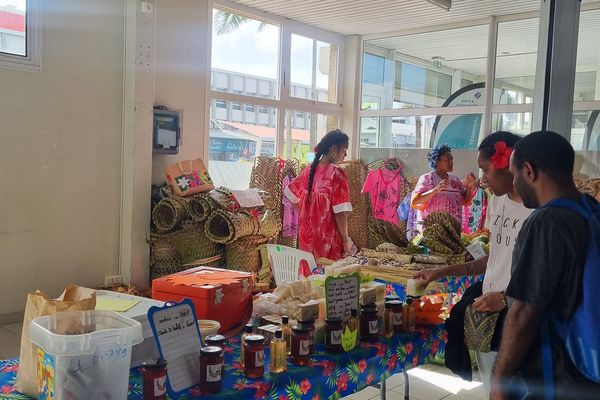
left=431, top=341, right=439, bottom=355
left=322, top=361, right=335, bottom=376
left=1, top=385, right=14, bottom=394
left=442, top=331, right=448, bottom=342
left=1, top=365, right=18, bottom=373
left=405, top=342, right=414, bottom=354
left=279, top=395, right=289, bottom=400
left=358, top=359, right=367, bottom=373
left=254, top=382, right=270, bottom=399
left=234, top=382, right=248, bottom=390
left=222, top=345, right=233, bottom=353
left=311, top=395, right=320, bottom=400
left=337, top=373, right=349, bottom=393
left=387, top=354, right=398, bottom=370
left=490, top=141, right=513, bottom=169
left=366, top=373, right=374, bottom=385
left=376, top=343, right=387, bottom=357
left=232, top=362, right=243, bottom=370
left=411, top=355, right=419, bottom=367
left=301, top=379, right=312, bottom=394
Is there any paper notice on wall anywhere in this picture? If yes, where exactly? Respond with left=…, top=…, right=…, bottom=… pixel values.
left=231, top=188, right=264, bottom=208
left=157, top=128, right=176, bottom=148
left=325, top=273, right=360, bottom=320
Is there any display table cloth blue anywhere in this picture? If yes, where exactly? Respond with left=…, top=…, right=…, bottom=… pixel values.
left=0, top=324, right=446, bottom=399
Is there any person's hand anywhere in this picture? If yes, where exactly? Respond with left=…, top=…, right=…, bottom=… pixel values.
left=464, top=172, right=477, bottom=190
left=473, top=291, right=506, bottom=312
left=412, top=270, right=440, bottom=286
left=434, top=179, right=449, bottom=193
left=343, top=236, right=356, bottom=256
left=490, top=380, right=508, bottom=400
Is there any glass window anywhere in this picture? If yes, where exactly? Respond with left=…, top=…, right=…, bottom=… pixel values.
left=363, top=24, right=488, bottom=109
left=491, top=113, right=532, bottom=137
left=232, top=102, right=242, bottom=111
left=211, top=9, right=280, bottom=99
left=290, top=33, right=338, bottom=104
left=215, top=100, right=227, bottom=109
left=283, top=110, right=338, bottom=162
left=0, top=0, right=25, bottom=56
left=495, top=18, right=539, bottom=105
left=571, top=110, right=600, bottom=151
left=245, top=105, right=255, bottom=112
left=574, top=10, right=600, bottom=102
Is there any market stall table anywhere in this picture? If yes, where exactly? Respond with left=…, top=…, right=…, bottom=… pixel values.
left=0, top=324, right=447, bottom=399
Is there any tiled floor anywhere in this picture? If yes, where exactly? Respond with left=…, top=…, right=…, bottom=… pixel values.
left=0, top=321, right=486, bottom=400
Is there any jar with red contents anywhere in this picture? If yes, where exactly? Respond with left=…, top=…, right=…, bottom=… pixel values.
left=205, top=334, right=226, bottom=347
left=360, top=303, right=379, bottom=342
left=297, top=320, right=315, bottom=353
left=243, top=335, right=266, bottom=378
left=387, top=300, right=404, bottom=334
left=141, top=358, right=167, bottom=400
left=325, top=318, right=344, bottom=353
left=290, top=325, right=312, bottom=365
left=199, top=346, right=223, bottom=393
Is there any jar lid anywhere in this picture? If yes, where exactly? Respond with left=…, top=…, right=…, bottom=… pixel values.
left=245, top=334, right=265, bottom=345
left=292, top=324, right=312, bottom=333
left=200, top=346, right=223, bottom=355
left=325, top=317, right=342, bottom=324
left=385, top=295, right=400, bottom=302
left=361, top=304, right=377, bottom=313
left=205, top=334, right=226, bottom=344
left=142, top=358, right=167, bottom=369
left=245, top=323, right=254, bottom=333
left=282, top=315, right=289, bottom=324
left=385, top=300, right=402, bottom=308
left=350, top=309, right=358, bottom=317
left=274, top=329, right=283, bottom=339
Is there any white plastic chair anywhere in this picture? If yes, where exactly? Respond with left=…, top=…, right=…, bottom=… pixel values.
left=266, top=244, right=318, bottom=285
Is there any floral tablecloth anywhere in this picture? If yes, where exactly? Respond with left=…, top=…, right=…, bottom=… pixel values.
left=380, top=274, right=483, bottom=301
left=0, top=324, right=447, bottom=400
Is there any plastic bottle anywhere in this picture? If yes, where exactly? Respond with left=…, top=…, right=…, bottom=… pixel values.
left=240, top=323, right=254, bottom=367
left=269, top=329, right=287, bottom=374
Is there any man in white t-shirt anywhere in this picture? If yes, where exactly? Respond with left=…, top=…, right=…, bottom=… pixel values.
left=414, top=131, right=532, bottom=395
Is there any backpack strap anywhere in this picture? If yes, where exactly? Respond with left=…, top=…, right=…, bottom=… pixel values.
left=541, top=319, right=555, bottom=400
left=544, top=196, right=590, bottom=219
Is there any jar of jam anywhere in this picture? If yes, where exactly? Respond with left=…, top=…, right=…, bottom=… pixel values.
left=243, top=335, right=265, bottom=378
left=360, top=303, right=379, bottom=342
left=325, top=318, right=344, bottom=353
left=199, top=346, right=223, bottom=393
left=205, top=334, right=226, bottom=347
left=142, top=358, right=167, bottom=400
left=297, top=319, right=315, bottom=353
left=388, top=300, right=404, bottom=334
left=382, top=302, right=394, bottom=338
left=290, top=325, right=312, bottom=365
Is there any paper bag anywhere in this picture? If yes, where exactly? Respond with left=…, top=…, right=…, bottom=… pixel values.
left=15, top=285, right=96, bottom=397
left=164, top=158, right=214, bottom=197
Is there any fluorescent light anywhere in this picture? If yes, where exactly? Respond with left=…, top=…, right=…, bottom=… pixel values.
left=425, top=0, right=452, bottom=11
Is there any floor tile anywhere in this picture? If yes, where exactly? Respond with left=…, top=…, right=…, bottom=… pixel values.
left=342, top=386, right=380, bottom=399
left=0, top=331, right=21, bottom=359
left=384, top=371, right=409, bottom=390
left=2, top=322, right=23, bottom=336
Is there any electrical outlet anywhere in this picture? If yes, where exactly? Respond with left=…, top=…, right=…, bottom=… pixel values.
left=104, top=275, right=123, bottom=286
left=141, top=1, right=154, bottom=14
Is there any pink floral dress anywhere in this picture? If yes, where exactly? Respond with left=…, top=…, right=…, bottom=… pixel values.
left=361, top=168, right=403, bottom=224
left=412, top=171, right=466, bottom=228
left=284, top=164, right=352, bottom=260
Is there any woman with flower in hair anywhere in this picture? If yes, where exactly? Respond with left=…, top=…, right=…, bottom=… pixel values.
left=411, top=144, right=477, bottom=229
left=284, top=129, right=354, bottom=260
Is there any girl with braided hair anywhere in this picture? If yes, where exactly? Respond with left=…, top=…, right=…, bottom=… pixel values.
left=284, top=129, right=354, bottom=260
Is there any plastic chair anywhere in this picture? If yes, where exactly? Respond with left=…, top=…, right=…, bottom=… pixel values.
left=266, top=244, right=318, bottom=285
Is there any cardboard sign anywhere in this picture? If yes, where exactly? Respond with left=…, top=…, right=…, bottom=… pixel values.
left=231, top=189, right=264, bottom=208
left=325, top=273, right=360, bottom=320
left=148, top=299, right=202, bottom=396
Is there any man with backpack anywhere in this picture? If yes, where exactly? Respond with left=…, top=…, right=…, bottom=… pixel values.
left=490, top=131, right=600, bottom=400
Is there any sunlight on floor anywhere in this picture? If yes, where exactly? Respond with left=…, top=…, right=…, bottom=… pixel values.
left=408, top=367, right=483, bottom=395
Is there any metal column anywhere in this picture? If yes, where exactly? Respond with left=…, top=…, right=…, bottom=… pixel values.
left=532, top=0, right=581, bottom=139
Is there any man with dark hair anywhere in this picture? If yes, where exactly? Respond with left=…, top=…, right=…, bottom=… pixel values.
left=490, top=131, right=600, bottom=399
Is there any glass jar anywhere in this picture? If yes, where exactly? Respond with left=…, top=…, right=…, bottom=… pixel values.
left=345, top=308, right=360, bottom=346
left=199, top=346, right=223, bottom=394
left=142, top=359, right=167, bottom=400
left=290, top=325, right=312, bottom=365
left=325, top=318, right=344, bottom=353
left=297, top=319, right=315, bottom=353
left=243, top=335, right=265, bottom=378
left=205, top=334, right=226, bottom=347
left=382, top=302, right=394, bottom=338
left=403, top=297, right=416, bottom=333
left=388, top=300, right=404, bottom=334
left=360, top=304, right=379, bottom=342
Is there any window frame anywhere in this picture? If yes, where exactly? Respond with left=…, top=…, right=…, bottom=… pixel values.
left=0, top=0, right=42, bottom=72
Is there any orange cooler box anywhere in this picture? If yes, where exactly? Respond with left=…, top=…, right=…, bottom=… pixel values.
left=152, top=267, right=254, bottom=334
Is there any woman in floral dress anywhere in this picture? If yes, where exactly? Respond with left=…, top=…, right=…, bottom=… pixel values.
left=411, top=144, right=477, bottom=230
left=284, top=130, right=354, bottom=260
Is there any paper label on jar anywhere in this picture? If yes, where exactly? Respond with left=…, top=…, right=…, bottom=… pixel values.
left=369, top=320, right=378, bottom=334
left=255, top=350, right=265, bottom=367
left=392, top=312, right=403, bottom=326
left=206, top=363, right=222, bottom=383
left=154, top=375, right=167, bottom=395
left=330, top=330, right=342, bottom=345
left=299, top=339, right=310, bottom=355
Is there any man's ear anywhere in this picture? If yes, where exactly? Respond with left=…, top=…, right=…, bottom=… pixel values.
left=522, top=161, right=537, bottom=183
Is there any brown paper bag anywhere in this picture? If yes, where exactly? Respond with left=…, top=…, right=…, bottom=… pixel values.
left=15, top=285, right=96, bottom=397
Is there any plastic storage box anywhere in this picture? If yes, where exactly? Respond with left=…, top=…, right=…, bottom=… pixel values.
left=29, top=310, right=143, bottom=400
left=95, top=290, right=165, bottom=367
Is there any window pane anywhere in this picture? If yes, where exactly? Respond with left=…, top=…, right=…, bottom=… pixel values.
left=360, top=113, right=482, bottom=150
left=575, top=10, right=600, bottom=102
left=0, top=1, right=26, bottom=56
left=290, top=34, right=338, bottom=103
left=209, top=100, right=278, bottom=189
left=362, top=25, right=488, bottom=109
left=495, top=18, right=539, bottom=105
left=283, top=110, right=338, bottom=163
left=491, top=113, right=532, bottom=136
left=571, top=110, right=600, bottom=151
left=211, top=9, right=280, bottom=100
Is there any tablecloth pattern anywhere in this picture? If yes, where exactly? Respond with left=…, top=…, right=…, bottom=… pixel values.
left=0, top=324, right=446, bottom=400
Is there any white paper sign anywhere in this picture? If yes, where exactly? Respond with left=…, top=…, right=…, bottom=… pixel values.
left=157, top=128, right=177, bottom=147
left=466, top=242, right=487, bottom=260
left=149, top=300, right=202, bottom=394
left=231, top=188, right=265, bottom=208
left=325, top=273, right=360, bottom=320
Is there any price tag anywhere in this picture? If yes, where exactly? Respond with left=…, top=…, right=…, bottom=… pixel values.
left=341, top=326, right=358, bottom=352
left=466, top=242, right=487, bottom=260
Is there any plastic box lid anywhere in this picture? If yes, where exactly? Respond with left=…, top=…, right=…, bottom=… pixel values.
left=29, top=310, right=143, bottom=356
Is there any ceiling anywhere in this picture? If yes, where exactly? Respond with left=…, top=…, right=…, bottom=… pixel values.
left=227, top=0, right=542, bottom=36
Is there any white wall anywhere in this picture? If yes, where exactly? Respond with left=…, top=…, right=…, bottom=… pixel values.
left=152, top=0, right=211, bottom=185
left=0, top=0, right=125, bottom=314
